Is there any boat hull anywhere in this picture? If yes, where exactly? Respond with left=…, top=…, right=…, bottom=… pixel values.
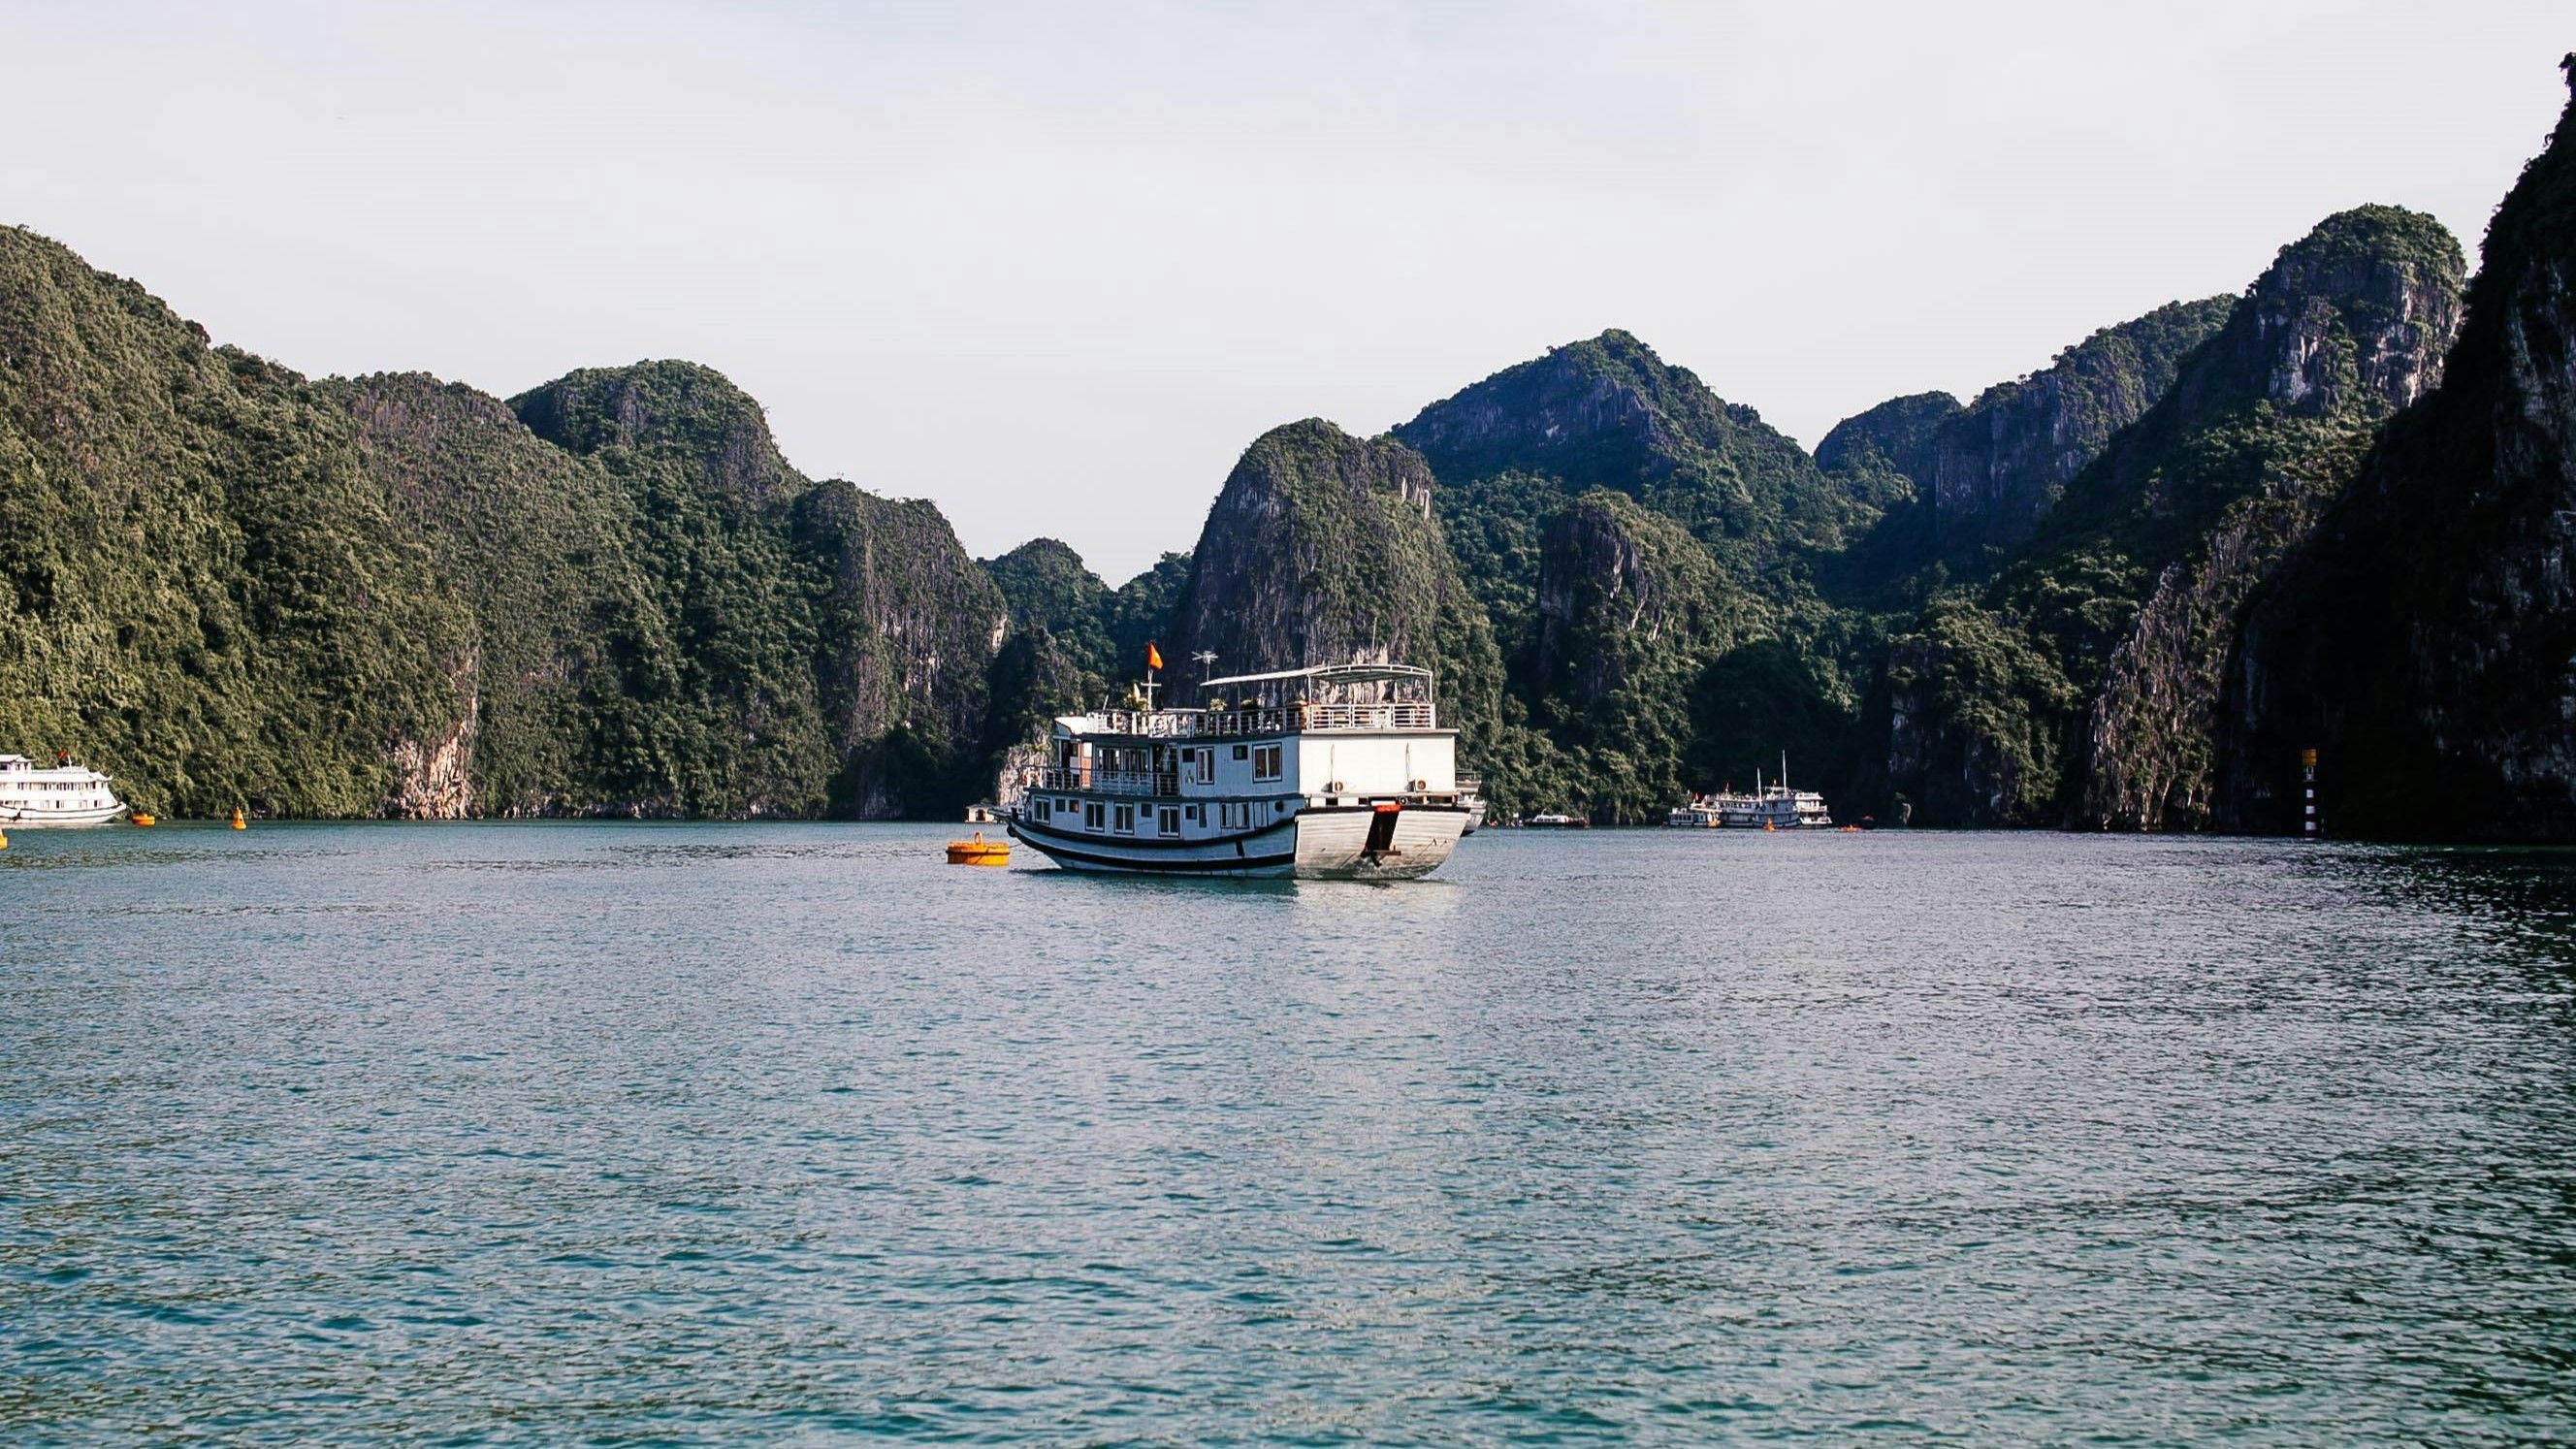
left=1010, top=804, right=1468, bottom=881
left=0, top=802, right=126, bottom=827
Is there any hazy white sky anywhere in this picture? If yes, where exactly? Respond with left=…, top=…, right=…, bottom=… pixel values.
left=6, top=2, right=2567, bottom=579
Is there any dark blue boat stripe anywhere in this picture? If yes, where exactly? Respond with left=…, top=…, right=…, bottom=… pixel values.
left=1009, top=826, right=1296, bottom=873
left=1011, top=814, right=1290, bottom=852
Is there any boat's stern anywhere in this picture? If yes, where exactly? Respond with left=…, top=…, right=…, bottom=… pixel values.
left=1289, top=803, right=1469, bottom=881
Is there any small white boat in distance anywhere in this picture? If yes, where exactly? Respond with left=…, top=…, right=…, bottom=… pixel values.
left=0, top=754, right=127, bottom=826
left=1007, top=661, right=1474, bottom=880
left=1666, top=753, right=1834, bottom=829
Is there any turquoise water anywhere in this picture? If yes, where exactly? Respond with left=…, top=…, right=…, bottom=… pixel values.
left=3, top=823, right=2573, bottom=1442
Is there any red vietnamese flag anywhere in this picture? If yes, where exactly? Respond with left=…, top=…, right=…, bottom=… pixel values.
left=1145, top=642, right=1164, bottom=671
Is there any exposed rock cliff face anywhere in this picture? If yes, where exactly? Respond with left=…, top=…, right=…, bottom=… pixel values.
left=1533, top=490, right=1747, bottom=711
left=2081, top=438, right=2372, bottom=829
left=788, top=483, right=1006, bottom=815
left=517, top=362, right=1007, bottom=818
left=1927, top=299, right=2234, bottom=558
left=1519, top=489, right=1766, bottom=821
left=2075, top=207, right=2464, bottom=829
left=1876, top=207, right=2465, bottom=827
left=330, top=371, right=696, bottom=817
left=1166, top=419, right=1504, bottom=751
left=384, top=676, right=478, bottom=820
left=2219, top=63, right=2576, bottom=839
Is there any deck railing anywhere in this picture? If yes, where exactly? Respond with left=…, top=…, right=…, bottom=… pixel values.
left=1090, top=701, right=1436, bottom=738
left=1038, top=767, right=1177, bottom=796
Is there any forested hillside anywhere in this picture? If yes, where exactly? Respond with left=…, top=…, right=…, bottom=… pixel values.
left=0, top=232, right=1010, bottom=818
left=9, top=58, right=2573, bottom=836
left=2221, top=58, right=2576, bottom=840
left=1871, top=207, right=2464, bottom=826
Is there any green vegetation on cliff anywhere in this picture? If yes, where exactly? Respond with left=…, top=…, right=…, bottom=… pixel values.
left=1512, top=490, right=1757, bottom=820
left=0, top=232, right=1007, bottom=819
left=11, top=94, right=2551, bottom=842
left=2223, top=64, right=2576, bottom=839
left=1161, top=419, right=1527, bottom=791
left=0, top=230, right=473, bottom=817
left=1876, top=206, right=2465, bottom=827
left=1399, top=330, right=1905, bottom=639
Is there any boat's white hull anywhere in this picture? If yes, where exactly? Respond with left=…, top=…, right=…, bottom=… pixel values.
left=0, top=803, right=126, bottom=827
left=1010, top=805, right=1468, bottom=881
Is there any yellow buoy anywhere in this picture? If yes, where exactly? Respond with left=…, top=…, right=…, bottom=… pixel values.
left=0, top=827, right=9, bottom=850
left=945, top=830, right=1009, bottom=867
left=229, top=807, right=246, bottom=830
left=130, top=812, right=156, bottom=827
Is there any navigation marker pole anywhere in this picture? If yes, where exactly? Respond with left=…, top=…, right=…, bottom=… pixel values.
left=2301, top=747, right=2318, bottom=840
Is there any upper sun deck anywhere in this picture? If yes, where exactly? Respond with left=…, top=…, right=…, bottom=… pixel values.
left=1061, top=662, right=1445, bottom=740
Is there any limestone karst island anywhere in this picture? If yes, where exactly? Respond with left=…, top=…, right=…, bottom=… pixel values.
left=6, top=10, right=2575, bottom=1443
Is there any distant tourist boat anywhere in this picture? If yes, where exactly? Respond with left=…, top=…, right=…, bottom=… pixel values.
left=0, top=753, right=127, bottom=827
left=1520, top=812, right=1590, bottom=828
left=1457, top=776, right=1488, bottom=835
left=1006, top=660, right=1474, bottom=881
left=1665, top=755, right=1834, bottom=830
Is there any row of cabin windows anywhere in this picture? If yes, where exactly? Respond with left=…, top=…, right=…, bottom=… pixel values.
left=1032, top=794, right=1289, bottom=834
left=1176, top=743, right=1280, bottom=784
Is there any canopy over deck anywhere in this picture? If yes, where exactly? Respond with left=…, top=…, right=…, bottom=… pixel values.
left=1198, top=663, right=1433, bottom=692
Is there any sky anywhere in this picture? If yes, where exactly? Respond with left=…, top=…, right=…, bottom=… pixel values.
left=5, top=2, right=2568, bottom=580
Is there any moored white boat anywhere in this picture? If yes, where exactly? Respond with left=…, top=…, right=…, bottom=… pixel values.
left=1006, top=662, right=1472, bottom=881
left=1666, top=754, right=1833, bottom=829
left=0, top=754, right=127, bottom=826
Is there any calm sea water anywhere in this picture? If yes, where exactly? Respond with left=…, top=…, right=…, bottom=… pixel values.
left=3, top=823, right=2573, bottom=1443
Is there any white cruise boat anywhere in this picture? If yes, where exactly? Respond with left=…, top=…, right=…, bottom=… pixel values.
left=1717, top=784, right=1833, bottom=829
left=1666, top=755, right=1834, bottom=830
left=1006, top=663, right=1474, bottom=880
left=0, top=753, right=127, bottom=826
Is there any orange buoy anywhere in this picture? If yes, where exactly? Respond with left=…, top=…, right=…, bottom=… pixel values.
left=229, top=807, right=246, bottom=830
left=946, top=830, right=1009, bottom=867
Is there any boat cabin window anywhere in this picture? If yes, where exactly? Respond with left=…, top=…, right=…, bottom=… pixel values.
left=1252, top=744, right=1282, bottom=782
left=1084, top=801, right=1106, bottom=831
left=1232, top=745, right=1248, bottom=761
left=1184, top=804, right=1200, bottom=824
left=1113, top=803, right=1136, bottom=835
left=1157, top=806, right=1179, bottom=836
left=1032, top=798, right=1051, bottom=821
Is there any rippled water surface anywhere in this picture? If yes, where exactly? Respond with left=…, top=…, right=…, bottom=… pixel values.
left=5, top=823, right=2574, bottom=1442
